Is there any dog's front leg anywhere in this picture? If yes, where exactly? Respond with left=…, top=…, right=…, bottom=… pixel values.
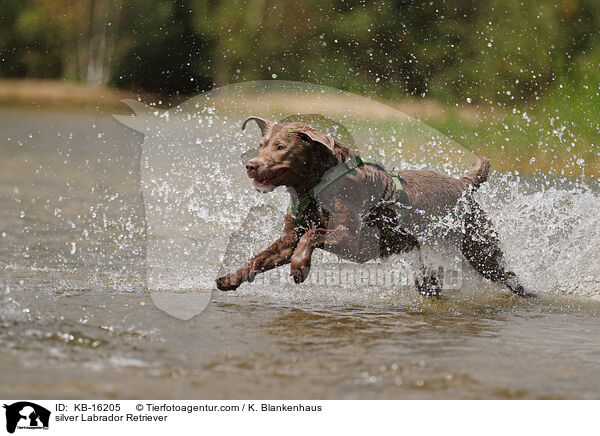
left=216, top=215, right=298, bottom=291
left=290, top=199, right=358, bottom=284
left=216, top=236, right=296, bottom=290
left=290, top=226, right=351, bottom=284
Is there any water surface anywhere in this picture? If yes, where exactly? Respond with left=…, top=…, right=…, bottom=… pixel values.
left=1, top=107, right=599, bottom=399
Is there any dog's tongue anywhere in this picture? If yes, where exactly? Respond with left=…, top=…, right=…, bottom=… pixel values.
left=253, top=179, right=271, bottom=187
left=253, top=179, right=275, bottom=193
left=252, top=171, right=286, bottom=193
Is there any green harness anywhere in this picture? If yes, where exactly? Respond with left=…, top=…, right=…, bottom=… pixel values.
left=288, top=155, right=410, bottom=228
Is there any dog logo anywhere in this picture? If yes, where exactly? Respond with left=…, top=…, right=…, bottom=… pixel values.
left=3, top=402, right=50, bottom=434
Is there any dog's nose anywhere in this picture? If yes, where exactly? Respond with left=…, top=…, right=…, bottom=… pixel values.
left=246, top=158, right=259, bottom=172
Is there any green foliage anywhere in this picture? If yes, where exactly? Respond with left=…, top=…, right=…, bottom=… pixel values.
left=0, top=0, right=64, bottom=78
left=111, top=0, right=213, bottom=94
left=438, top=0, right=600, bottom=105
left=1, top=0, right=599, bottom=106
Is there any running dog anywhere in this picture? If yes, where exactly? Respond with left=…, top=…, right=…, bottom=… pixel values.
left=216, top=116, right=532, bottom=297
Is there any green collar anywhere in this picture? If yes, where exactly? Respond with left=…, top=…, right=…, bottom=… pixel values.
left=288, top=155, right=408, bottom=228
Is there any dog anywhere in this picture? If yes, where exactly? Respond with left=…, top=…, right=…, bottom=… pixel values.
left=216, top=116, right=532, bottom=297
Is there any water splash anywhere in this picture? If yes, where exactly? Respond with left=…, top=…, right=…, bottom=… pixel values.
left=109, top=81, right=600, bottom=312
left=479, top=175, right=600, bottom=298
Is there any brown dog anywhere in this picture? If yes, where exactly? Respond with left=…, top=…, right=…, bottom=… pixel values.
left=216, top=116, right=532, bottom=297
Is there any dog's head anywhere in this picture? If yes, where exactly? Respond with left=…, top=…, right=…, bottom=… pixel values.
left=242, top=116, right=342, bottom=194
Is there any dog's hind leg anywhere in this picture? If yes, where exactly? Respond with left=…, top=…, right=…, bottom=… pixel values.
left=399, top=238, right=443, bottom=297
left=414, top=252, right=444, bottom=297
left=461, top=199, right=534, bottom=297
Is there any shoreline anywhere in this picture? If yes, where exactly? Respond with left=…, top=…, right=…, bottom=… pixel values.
left=0, top=79, right=155, bottom=113
left=1, top=79, right=597, bottom=178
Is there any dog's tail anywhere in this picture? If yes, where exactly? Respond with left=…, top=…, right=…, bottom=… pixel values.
left=460, top=156, right=491, bottom=190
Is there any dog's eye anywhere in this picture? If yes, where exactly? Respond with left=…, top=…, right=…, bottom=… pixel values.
left=276, top=144, right=285, bottom=151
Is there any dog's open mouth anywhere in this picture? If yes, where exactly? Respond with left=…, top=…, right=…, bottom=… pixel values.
left=252, top=169, right=288, bottom=188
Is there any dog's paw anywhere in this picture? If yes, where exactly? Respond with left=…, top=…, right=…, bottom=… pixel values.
left=290, top=265, right=310, bottom=284
left=290, top=259, right=310, bottom=284
left=415, top=267, right=443, bottom=297
left=216, top=274, right=241, bottom=291
left=290, top=251, right=311, bottom=284
left=511, top=286, right=536, bottom=298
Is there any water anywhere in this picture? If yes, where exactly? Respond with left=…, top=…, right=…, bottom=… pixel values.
left=1, top=106, right=600, bottom=399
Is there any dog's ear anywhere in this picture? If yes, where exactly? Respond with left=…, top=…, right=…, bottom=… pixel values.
left=241, top=116, right=272, bottom=136
left=292, top=128, right=336, bottom=155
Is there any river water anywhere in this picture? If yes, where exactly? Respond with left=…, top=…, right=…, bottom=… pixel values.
left=1, top=106, right=599, bottom=399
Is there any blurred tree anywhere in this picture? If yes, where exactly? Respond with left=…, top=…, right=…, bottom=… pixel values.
left=0, top=0, right=64, bottom=78
left=111, top=0, right=212, bottom=95
left=0, top=0, right=599, bottom=103
left=1, top=0, right=126, bottom=84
